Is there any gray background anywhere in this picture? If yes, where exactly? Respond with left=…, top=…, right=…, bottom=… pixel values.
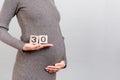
left=0, top=0, right=120, bottom=80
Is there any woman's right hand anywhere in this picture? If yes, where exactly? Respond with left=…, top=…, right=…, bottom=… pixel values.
left=22, top=43, right=54, bottom=51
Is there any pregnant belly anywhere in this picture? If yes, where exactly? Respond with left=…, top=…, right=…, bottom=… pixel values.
left=17, top=39, right=65, bottom=65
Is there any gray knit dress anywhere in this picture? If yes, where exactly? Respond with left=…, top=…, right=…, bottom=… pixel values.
left=0, top=0, right=67, bottom=80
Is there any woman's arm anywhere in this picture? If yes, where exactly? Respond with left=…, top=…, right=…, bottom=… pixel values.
left=0, top=0, right=54, bottom=52
left=0, top=0, right=26, bottom=51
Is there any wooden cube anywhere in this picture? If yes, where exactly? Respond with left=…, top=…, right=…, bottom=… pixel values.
left=39, top=35, right=48, bottom=44
left=30, top=35, right=39, bottom=44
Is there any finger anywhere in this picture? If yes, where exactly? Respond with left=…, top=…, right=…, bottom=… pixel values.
left=47, top=69, right=59, bottom=73
left=46, top=65, right=55, bottom=68
left=49, top=68, right=60, bottom=73
left=55, top=61, right=66, bottom=69
left=36, top=44, right=53, bottom=50
left=46, top=66, right=60, bottom=72
left=43, top=44, right=54, bottom=47
left=45, top=68, right=55, bottom=73
left=55, top=61, right=65, bottom=66
left=46, top=66, right=56, bottom=70
left=45, top=67, right=60, bottom=73
left=33, top=44, right=44, bottom=50
left=55, top=63, right=61, bottom=66
left=31, top=43, right=53, bottom=50
left=46, top=66, right=58, bottom=69
left=47, top=67, right=59, bottom=71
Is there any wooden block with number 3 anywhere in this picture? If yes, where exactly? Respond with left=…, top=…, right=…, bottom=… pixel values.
left=30, top=35, right=39, bottom=44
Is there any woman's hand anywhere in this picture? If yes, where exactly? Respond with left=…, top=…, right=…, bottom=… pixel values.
left=45, top=61, right=66, bottom=73
left=22, top=43, right=54, bottom=51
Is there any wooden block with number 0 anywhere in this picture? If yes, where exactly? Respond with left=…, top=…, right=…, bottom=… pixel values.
left=39, top=35, right=48, bottom=44
left=30, top=35, right=39, bottom=44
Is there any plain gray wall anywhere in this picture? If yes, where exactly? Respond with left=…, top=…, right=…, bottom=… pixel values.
left=0, top=0, right=120, bottom=80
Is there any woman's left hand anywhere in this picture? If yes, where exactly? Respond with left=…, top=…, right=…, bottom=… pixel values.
left=45, top=61, right=65, bottom=73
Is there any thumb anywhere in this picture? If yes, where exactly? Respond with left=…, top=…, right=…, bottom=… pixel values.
left=55, top=63, right=62, bottom=66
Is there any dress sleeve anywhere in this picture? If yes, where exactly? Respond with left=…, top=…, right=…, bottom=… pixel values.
left=0, top=0, right=25, bottom=51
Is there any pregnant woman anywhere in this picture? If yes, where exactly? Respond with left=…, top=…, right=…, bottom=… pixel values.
left=0, top=0, right=67, bottom=80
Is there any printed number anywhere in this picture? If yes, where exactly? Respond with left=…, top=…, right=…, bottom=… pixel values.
left=41, top=36, right=46, bottom=42
left=31, top=36, right=37, bottom=43
left=30, top=35, right=39, bottom=44
left=30, top=35, right=48, bottom=44
left=39, top=35, right=48, bottom=44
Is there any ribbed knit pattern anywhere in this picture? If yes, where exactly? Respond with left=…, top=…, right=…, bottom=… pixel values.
left=0, top=0, right=67, bottom=80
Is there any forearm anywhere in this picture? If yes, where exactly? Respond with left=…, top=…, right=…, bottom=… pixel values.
left=0, top=27, right=25, bottom=50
